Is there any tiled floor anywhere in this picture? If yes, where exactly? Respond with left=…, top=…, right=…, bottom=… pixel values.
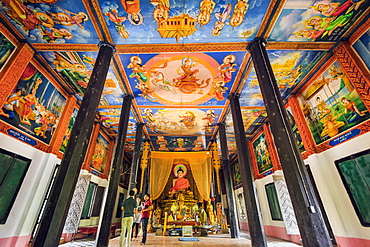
left=59, top=230, right=302, bottom=247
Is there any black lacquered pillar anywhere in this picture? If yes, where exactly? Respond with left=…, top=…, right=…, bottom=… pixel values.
left=128, top=122, right=144, bottom=192
left=96, top=94, right=133, bottom=247
left=32, top=42, right=115, bottom=247
left=218, top=123, right=240, bottom=239
left=229, top=93, right=267, bottom=247
left=248, top=37, right=332, bottom=247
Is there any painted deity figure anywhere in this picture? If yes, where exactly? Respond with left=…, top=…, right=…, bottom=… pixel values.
left=230, top=0, right=249, bottom=28
left=105, top=9, right=129, bottom=39
left=341, top=97, right=366, bottom=122
left=120, top=0, right=144, bottom=25
left=174, top=58, right=199, bottom=83
left=128, top=56, right=147, bottom=82
left=197, top=0, right=216, bottom=26
left=212, top=4, right=232, bottom=36
left=157, top=135, right=169, bottom=151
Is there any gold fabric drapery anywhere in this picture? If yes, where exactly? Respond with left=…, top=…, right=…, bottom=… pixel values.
left=150, top=151, right=212, bottom=201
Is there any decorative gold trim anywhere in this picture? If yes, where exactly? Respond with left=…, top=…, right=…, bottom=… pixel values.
left=32, top=44, right=99, bottom=51
left=348, top=17, right=370, bottom=44
left=266, top=42, right=334, bottom=50
left=116, top=42, right=249, bottom=53
left=87, top=0, right=113, bottom=43
left=262, top=0, right=288, bottom=39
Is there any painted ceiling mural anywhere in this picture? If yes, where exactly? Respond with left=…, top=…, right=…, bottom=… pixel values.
left=0, top=0, right=368, bottom=152
left=120, top=52, right=246, bottom=106
left=269, top=0, right=369, bottom=42
left=101, top=0, right=270, bottom=44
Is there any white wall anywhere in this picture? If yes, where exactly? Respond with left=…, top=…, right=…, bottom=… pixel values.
left=0, top=133, right=59, bottom=239
left=304, top=131, right=370, bottom=240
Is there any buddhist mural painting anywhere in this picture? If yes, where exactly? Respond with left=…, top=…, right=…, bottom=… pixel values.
left=141, top=108, right=221, bottom=135
left=252, top=132, right=273, bottom=174
left=152, top=135, right=209, bottom=152
left=0, top=33, right=15, bottom=71
left=298, top=61, right=370, bottom=145
left=269, top=0, right=369, bottom=42
left=121, top=52, right=244, bottom=106
left=60, top=108, right=78, bottom=153
left=352, top=28, right=370, bottom=71
left=286, top=107, right=305, bottom=153
left=101, top=0, right=270, bottom=44
left=0, top=63, right=66, bottom=144
left=90, top=133, right=110, bottom=174
left=0, top=0, right=97, bottom=44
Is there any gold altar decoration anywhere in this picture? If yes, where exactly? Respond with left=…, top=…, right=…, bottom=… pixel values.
left=150, top=151, right=212, bottom=200
left=140, top=141, right=151, bottom=192
left=211, top=142, right=221, bottom=194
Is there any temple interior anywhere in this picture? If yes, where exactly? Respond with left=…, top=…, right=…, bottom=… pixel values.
left=0, top=0, right=369, bottom=246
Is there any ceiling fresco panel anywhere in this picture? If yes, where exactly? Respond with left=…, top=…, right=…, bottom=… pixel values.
left=99, top=0, right=271, bottom=44
left=0, top=0, right=99, bottom=44
left=97, top=107, right=137, bottom=135
left=240, top=50, right=326, bottom=106
left=268, top=0, right=370, bottom=42
left=120, top=51, right=246, bottom=106
left=140, top=107, right=222, bottom=135
left=39, top=51, right=125, bottom=103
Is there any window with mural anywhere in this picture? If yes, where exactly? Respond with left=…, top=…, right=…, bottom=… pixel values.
left=0, top=148, right=31, bottom=224
left=335, top=150, right=370, bottom=226
left=265, top=182, right=283, bottom=221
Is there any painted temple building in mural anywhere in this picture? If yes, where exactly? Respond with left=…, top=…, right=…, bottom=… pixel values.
left=0, top=0, right=369, bottom=246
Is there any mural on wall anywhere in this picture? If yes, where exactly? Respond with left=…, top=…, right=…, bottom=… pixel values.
left=60, top=107, right=78, bottom=153
left=269, top=0, right=369, bottom=42
left=232, top=159, right=242, bottom=187
left=237, top=192, right=247, bottom=219
left=151, top=135, right=210, bottom=151
left=0, top=32, right=15, bottom=71
left=90, top=133, right=110, bottom=174
left=352, top=28, right=370, bottom=71
left=286, top=107, right=305, bottom=153
left=252, top=132, right=273, bottom=174
left=141, top=108, right=221, bottom=135
left=240, top=50, right=326, bottom=106
left=298, top=61, right=370, bottom=145
left=120, top=52, right=245, bottom=106
left=0, top=0, right=97, bottom=44
left=101, top=0, right=270, bottom=44
left=0, top=63, right=66, bottom=144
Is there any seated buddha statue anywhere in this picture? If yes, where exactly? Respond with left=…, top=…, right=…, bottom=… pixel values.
left=168, top=167, right=192, bottom=195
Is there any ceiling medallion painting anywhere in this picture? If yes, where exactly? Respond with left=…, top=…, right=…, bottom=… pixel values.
left=141, top=108, right=222, bottom=135
left=0, top=0, right=98, bottom=44
left=269, top=0, right=369, bottom=42
left=121, top=52, right=245, bottom=106
left=101, top=0, right=269, bottom=44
